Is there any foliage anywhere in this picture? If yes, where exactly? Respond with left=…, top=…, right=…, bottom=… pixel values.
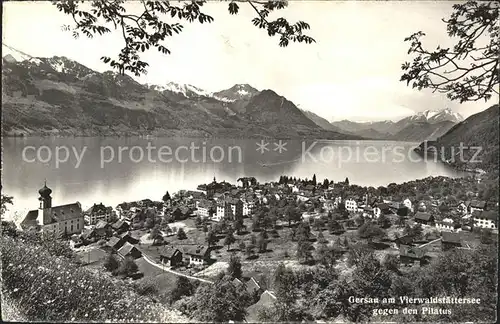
left=118, top=256, right=139, bottom=277
left=377, top=214, right=391, bottom=228
left=103, top=251, right=120, bottom=272
left=54, top=0, right=315, bottom=76
left=206, top=229, right=217, bottom=247
left=224, top=230, right=236, bottom=250
left=1, top=220, right=19, bottom=238
left=133, top=277, right=159, bottom=296
left=177, top=227, right=187, bottom=240
left=170, top=276, right=197, bottom=304
left=401, top=1, right=499, bottom=102
left=227, top=253, right=243, bottom=279
left=16, top=229, right=76, bottom=260
left=296, top=239, right=313, bottom=264
left=1, top=236, right=187, bottom=322
left=1, top=194, right=14, bottom=216
left=403, top=223, right=423, bottom=239
left=272, top=263, right=298, bottom=321
left=191, top=275, right=248, bottom=322
left=357, top=222, right=386, bottom=240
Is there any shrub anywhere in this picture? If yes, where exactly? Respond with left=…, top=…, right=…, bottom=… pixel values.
left=1, top=236, right=188, bottom=322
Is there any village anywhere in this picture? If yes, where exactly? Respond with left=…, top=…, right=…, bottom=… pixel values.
left=17, top=173, right=499, bottom=319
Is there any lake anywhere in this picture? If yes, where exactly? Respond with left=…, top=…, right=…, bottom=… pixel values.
left=2, top=137, right=468, bottom=219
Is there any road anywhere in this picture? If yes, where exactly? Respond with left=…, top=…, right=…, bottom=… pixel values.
left=141, top=254, right=214, bottom=285
left=417, top=238, right=442, bottom=248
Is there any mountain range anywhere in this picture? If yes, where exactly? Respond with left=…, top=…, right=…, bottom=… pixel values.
left=1, top=55, right=358, bottom=139
left=0, top=53, right=480, bottom=143
left=415, top=104, right=499, bottom=175
left=328, top=108, right=464, bottom=141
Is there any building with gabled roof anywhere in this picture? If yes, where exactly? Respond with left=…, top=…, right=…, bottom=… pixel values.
left=111, top=219, right=129, bottom=234
left=118, top=242, right=142, bottom=259
left=441, top=232, right=462, bottom=251
left=472, top=210, right=497, bottom=229
left=20, top=182, right=84, bottom=237
left=159, top=246, right=183, bottom=267
left=414, top=212, right=434, bottom=225
left=183, top=245, right=210, bottom=265
left=84, top=203, right=116, bottom=225
left=399, top=244, right=427, bottom=266
left=107, top=236, right=126, bottom=250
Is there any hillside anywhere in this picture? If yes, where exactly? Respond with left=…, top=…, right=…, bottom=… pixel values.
left=415, top=105, right=499, bottom=173
left=331, top=108, right=463, bottom=141
left=1, top=56, right=359, bottom=140
left=300, top=109, right=347, bottom=133
left=390, top=121, right=455, bottom=142
left=331, top=119, right=395, bottom=135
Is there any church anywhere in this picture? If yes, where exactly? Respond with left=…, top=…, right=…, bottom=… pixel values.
left=20, top=182, right=84, bottom=237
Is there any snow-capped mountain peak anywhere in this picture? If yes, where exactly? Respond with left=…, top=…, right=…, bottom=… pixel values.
left=149, top=81, right=212, bottom=98
left=410, top=108, right=463, bottom=124
left=213, top=84, right=259, bottom=102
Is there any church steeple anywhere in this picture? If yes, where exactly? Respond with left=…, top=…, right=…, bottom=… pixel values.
left=38, top=181, right=52, bottom=209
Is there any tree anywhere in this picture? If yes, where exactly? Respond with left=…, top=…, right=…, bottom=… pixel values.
left=312, top=174, right=317, bottom=186
left=257, top=230, right=268, bottom=253
left=118, top=256, right=138, bottom=277
left=345, top=177, right=350, bottom=186
left=479, top=228, right=494, bottom=244
left=354, top=215, right=365, bottom=227
left=54, top=0, right=315, bottom=77
left=245, top=242, right=255, bottom=258
left=238, top=240, right=246, bottom=251
left=296, top=239, right=313, bottom=264
left=317, top=231, right=327, bottom=244
left=227, top=254, right=242, bottom=279
left=401, top=1, right=499, bottom=103
left=1, top=221, right=18, bottom=238
left=273, top=263, right=298, bottom=321
left=250, top=234, right=257, bottom=246
left=285, top=206, right=300, bottom=227
left=144, top=217, right=155, bottom=229
left=224, top=231, right=236, bottom=250
left=206, top=230, right=217, bottom=247
left=149, top=226, right=160, bottom=239
left=295, top=221, right=311, bottom=242
left=377, top=214, right=391, bottom=229
left=404, top=223, right=423, bottom=240
left=103, top=251, right=120, bottom=272
left=162, top=191, right=171, bottom=202
left=358, top=222, right=386, bottom=240
left=170, top=276, right=196, bottom=304
left=322, top=178, right=329, bottom=189
left=195, top=215, right=203, bottom=227
left=0, top=194, right=13, bottom=217
left=233, top=217, right=244, bottom=235
left=177, top=227, right=187, bottom=240
left=192, top=275, right=248, bottom=322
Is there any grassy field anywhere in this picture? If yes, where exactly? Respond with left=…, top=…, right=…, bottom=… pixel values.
left=76, top=246, right=107, bottom=265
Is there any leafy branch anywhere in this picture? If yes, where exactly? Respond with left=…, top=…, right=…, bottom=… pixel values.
left=54, top=0, right=315, bottom=76
left=400, top=1, right=499, bottom=103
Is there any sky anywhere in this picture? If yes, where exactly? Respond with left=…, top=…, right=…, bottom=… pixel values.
left=2, top=1, right=497, bottom=122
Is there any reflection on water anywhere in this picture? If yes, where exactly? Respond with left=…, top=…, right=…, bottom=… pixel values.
left=2, top=137, right=467, bottom=218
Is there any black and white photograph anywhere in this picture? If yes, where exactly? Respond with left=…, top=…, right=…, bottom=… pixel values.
left=1, top=0, right=498, bottom=322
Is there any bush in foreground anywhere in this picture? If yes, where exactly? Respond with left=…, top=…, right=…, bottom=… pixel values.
left=0, top=236, right=188, bottom=322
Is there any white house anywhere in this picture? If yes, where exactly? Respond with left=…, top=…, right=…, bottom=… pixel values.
left=195, top=200, right=214, bottom=218
left=472, top=210, right=497, bottom=229
left=242, top=199, right=257, bottom=217
left=344, top=198, right=357, bottom=212
left=435, top=218, right=455, bottom=232
left=403, top=198, right=413, bottom=212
